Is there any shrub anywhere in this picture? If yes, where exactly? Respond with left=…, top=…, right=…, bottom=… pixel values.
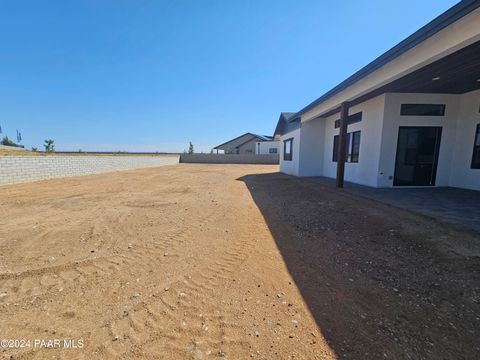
left=44, top=139, right=55, bottom=153
left=1, top=136, right=20, bottom=147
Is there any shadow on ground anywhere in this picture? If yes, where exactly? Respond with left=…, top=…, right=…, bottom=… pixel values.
left=306, top=176, right=480, bottom=231
left=238, top=172, right=480, bottom=360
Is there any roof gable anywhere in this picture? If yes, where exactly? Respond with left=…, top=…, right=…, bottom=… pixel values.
left=214, top=133, right=273, bottom=150
left=274, top=112, right=300, bottom=137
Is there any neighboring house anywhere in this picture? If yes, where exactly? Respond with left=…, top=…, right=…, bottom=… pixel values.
left=214, top=133, right=278, bottom=155
left=255, top=140, right=280, bottom=155
left=276, top=0, right=480, bottom=191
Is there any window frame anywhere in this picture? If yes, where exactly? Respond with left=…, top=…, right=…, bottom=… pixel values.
left=471, top=124, right=480, bottom=169
left=283, top=138, right=293, bottom=161
left=400, top=104, right=446, bottom=116
left=333, top=131, right=360, bottom=163
left=334, top=112, right=362, bottom=129
left=350, top=131, right=361, bottom=163
left=269, top=148, right=278, bottom=154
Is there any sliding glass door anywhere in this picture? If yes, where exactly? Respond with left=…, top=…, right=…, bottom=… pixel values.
left=393, top=127, right=442, bottom=186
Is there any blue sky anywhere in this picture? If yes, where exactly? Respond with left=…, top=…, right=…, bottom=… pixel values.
left=0, top=0, right=458, bottom=153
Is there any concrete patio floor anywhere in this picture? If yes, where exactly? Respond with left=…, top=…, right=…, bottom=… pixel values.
left=306, top=177, right=480, bottom=231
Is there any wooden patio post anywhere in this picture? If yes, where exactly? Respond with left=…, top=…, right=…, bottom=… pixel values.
left=336, top=102, right=349, bottom=188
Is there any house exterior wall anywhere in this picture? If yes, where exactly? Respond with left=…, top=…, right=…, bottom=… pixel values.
left=279, top=128, right=301, bottom=176
left=217, top=134, right=255, bottom=154
left=379, top=93, right=460, bottom=187
left=255, top=141, right=280, bottom=155
left=281, top=90, right=480, bottom=191
left=449, top=89, right=480, bottom=190
left=236, top=139, right=257, bottom=154
left=298, top=118, right=324, bottom=176
left=321, top=95, right=386, bottom=187
left=278, top=6, right=480, bottom=191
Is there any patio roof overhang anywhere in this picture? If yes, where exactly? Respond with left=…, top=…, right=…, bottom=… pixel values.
left=332, top=39, right=480, bottom=188
left=310, top=2, right=480, bottom=188
left=319, top=39, right=480, bottom=119
left=299, top=3, right=480, bottom=123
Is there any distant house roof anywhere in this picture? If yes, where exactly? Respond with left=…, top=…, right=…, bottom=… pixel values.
left=273, top=112, right=301, bottom=138
left=213, top=132, right=273, bottom=150
left=250, top=133, right=274, bottom=142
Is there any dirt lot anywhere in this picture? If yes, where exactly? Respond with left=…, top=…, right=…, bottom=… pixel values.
left=0, top=164, right=479, bottom=359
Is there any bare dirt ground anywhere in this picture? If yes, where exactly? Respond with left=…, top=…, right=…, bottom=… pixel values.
left=0, top=148, right=30, bottom=156
left=0, top=164, right=479, bottom=360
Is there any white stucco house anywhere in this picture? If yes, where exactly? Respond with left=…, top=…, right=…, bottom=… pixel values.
left=276, top=0, right=480, bottom=191
left=214, top=133, right=279, bottom=155
left=255, top=140, right=280, bottom=155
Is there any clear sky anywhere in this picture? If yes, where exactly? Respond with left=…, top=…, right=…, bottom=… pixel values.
left=0, top=0, right=459, bottom=153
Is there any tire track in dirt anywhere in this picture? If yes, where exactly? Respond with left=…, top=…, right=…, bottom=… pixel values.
left=0, top=241, right=170, bottom=303
left=3, top=218, right=218, bottom=360
left=0, top=203, right=215, bottom=304
left=1, top=165, right=279, bottom=360
left=94, top=231, right=254, bottom=359
left=92, top=192, right=260, bottom=359
left=95, top=188, right=262, bottom=359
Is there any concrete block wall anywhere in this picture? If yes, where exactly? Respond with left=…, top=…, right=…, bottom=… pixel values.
left=180, top=154, right=279, bottom=164
left=0, top=155, right=179, bottom=185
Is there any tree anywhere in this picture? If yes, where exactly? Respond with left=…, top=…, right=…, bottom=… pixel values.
left=209, top=148, right=214, bottom=154
left=188, top=142, right=194, bottom=154
left=31, top=147, right=38, bottom=152
left=44, top=139, right=55, bottom=153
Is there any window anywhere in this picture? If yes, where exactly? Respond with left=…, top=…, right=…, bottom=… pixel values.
left=400, top=104, right=446, bottom=116
left=350, top=131, right=361, bottom=162
left=269, top=148, right=278, bottom=154
left=245, top=149, right=253, bottom=153
left=283, top=138, right=293, bottom=161
left=333, top=131, right=361, bottom=163
left=472, top=124, right=480, bottom=169
left=334, top=112, right=363, bottom=128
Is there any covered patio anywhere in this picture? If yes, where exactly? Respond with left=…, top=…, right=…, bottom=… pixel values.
left=282, top=2, right=480, bottom=190
left=328, top=38, right=480, bottom=189
left=307, top=176, right=480, bottom=231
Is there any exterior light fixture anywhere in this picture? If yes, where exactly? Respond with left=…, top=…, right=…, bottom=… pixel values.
left=432, top=77, right=441, bottom=81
